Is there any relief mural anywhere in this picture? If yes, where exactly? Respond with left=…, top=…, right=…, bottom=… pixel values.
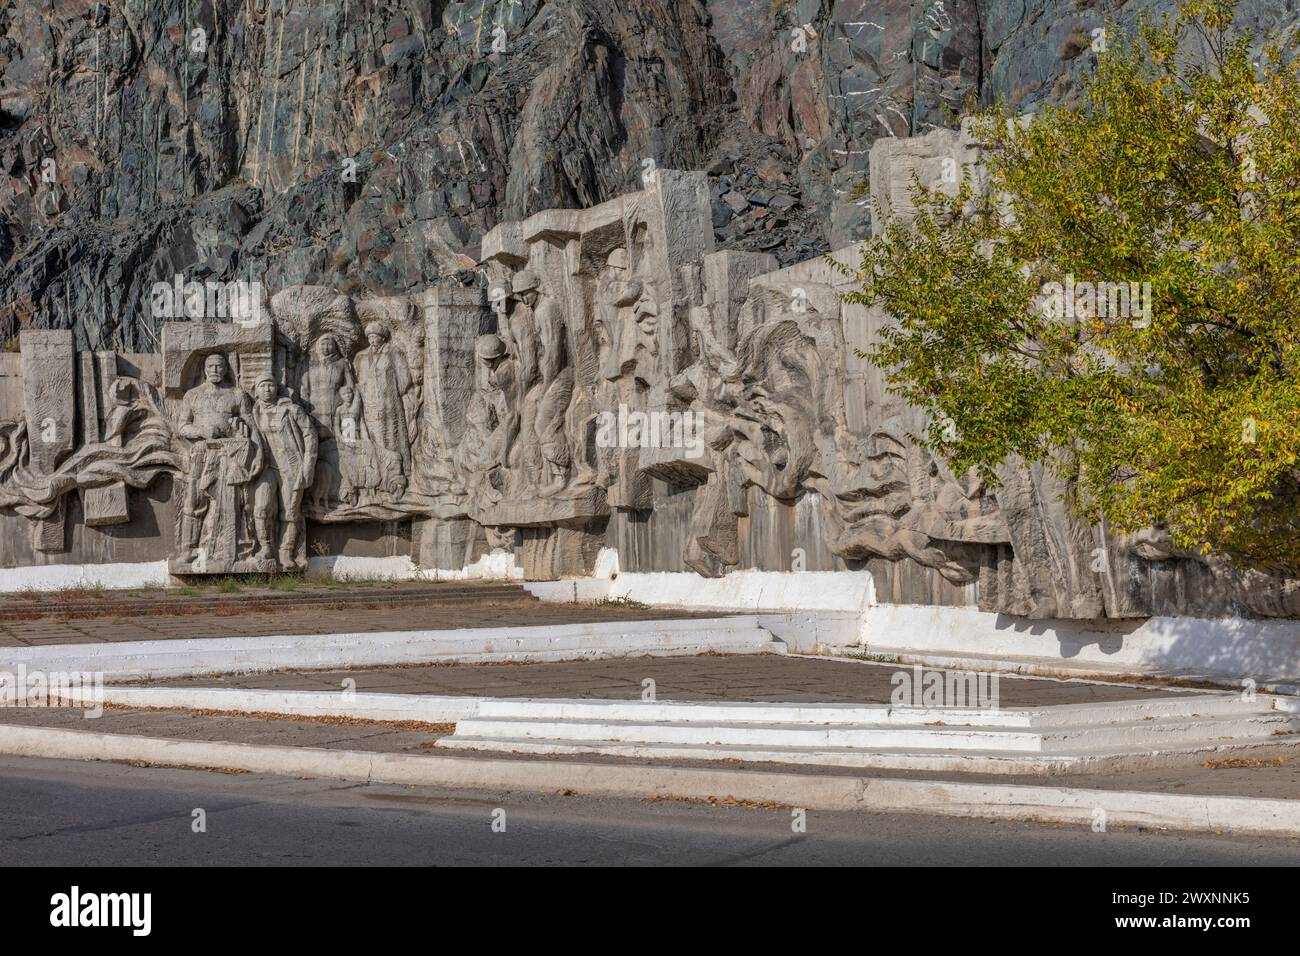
left=0, top=132, right=1295, bottom=620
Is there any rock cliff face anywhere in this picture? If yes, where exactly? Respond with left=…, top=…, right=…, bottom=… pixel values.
left=0, top=0, right=1294, bottom=350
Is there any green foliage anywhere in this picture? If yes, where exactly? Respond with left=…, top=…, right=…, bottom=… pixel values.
left=837, top=0, right=1300, bottom=569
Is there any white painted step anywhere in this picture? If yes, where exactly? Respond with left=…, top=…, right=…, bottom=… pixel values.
left=436, top=734, right=1300, bottom=775
left=2, top=616, right=782, bottom=679
left=860, top=646, right=1300, bottom=696
left=448, top=711, right=1299, bottom=754
left=471, top=693, right=1264, bottom=728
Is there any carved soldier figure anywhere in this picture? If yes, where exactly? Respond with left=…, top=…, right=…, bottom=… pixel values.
left=353, top=322, right=414, bottom=500
left=174, top=353, right=264, bottom=569
left=502, top=271, right=541, bottom=481
left=504, top=269, right=573, bottom=492
left=535, top=286, right=574, bottom=492
left=456, top=334, right=511, bottom=505
left=251, top=376, right=319, bottom=569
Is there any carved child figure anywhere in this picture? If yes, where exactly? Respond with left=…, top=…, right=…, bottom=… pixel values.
left=332, top=383, right=371, bottom=505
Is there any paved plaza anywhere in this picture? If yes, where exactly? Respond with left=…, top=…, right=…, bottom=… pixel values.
left=141, top=653, right=1163, bottom=707
left=0, top=582, right=704, bottom=647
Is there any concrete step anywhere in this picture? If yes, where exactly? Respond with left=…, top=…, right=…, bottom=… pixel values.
left=449, top=710, right=1299, bottom=753
left=5, top=616, right=782, bottom=679
left=471, top=693, right=1263, bottom=728
left=435, top=733, right=1300, bottom=775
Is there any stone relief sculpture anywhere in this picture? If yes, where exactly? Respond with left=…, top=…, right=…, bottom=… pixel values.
left=500, top=271, right=547, bottom=491
left=252, top=376, right=319, bottom=570
left=594, top=248, right=655, bottom=510
left=332, top=382, right=371, bottom=507
left=173, top=352, right=268, bottom=573
left=0, top=354, right=176, bottom=549
left=455, top=333, right=511, bottom=510
left=299, top=334, right=355, bottom=436
left=0, top=155, right=1293, bottom=621
left=533, top=284, right=575, bottom=495
left=353, top=322, right=415, bottom=502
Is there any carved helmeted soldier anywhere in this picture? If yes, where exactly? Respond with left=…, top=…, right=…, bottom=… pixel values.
left=251, top=376, right=319, bottom=569
left=534, top=278, right=574, bottom=493
left=504, top=269, right=573, bottom=492
left=456, top=333, right=511, bottom=505
left=353, top=322, right=414, bottom=500
left=175, top=352, right=264, bottom=568
left=502, top=271, right=541, bottom=482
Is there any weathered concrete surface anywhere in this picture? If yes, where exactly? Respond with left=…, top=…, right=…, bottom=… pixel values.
left=0, top=107, right=1295, bottom=622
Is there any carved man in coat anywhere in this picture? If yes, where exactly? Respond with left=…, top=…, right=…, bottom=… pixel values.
left=252, top=376, right=319, bottom=569
left=175, top=352, right=264, bottom=569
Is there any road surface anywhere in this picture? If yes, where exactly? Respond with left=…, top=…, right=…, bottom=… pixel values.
left=0, top=755, right=1298, bottom=866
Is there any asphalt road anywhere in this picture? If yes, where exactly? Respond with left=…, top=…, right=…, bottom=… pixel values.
left=0, top=755, right=1298, bottom=867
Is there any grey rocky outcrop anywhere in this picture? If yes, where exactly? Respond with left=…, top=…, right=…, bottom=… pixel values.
left=4, top=0, right=1291, bottom=350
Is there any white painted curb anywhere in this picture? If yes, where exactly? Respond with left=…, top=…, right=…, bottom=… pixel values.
left=0, top=560, right=170, bottom=593
left=85, top=687, right=481, bottom=723
left=525, top=569, right=877, bottom=612
left=2, top=724, right=1298, bottom=836
left=73, top=685, right=1270, bottom=730
left=306, top=553, right=525, bottom=582
left=0, top=616, right=779, bottom=679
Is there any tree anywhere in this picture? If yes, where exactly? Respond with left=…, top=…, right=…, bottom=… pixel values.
left=838, top=0, right=1300, bottom=570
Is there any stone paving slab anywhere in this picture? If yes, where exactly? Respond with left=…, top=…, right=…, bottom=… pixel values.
left=0, top=601, right=708, bottom=648
left=0, top=579, right=516, bottom=616
left=139, top=654, right=1168, bottom=707
left=0, top=704, right=1296, bottom=802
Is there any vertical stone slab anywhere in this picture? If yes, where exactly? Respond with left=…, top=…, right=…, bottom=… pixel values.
left=639, top=169, right=715, bottom=377
left=632, top=171, right=717, bottom=481
left=79, top=351, right=130, bottom=526
left=21, top=330, right=75, bottom=474
left=77, top=351, right=99, bottom=448
left=21, top=330, right=74, bottom=552
left=701, top=250, right=778, bottom=351
left=867, top=123, right=983, bottom=239
left=420, top=286, right=486, bottom=456
left=411, top=516, right=478, bottom=571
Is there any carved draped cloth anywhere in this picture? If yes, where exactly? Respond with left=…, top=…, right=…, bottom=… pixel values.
left=353, top=341, right=413, bottom=491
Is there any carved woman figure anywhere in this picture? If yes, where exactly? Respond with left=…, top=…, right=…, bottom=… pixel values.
left=352, top=322, right=413, bottom=500
left=299, top=334, right=355, bottom=436
left=301, top=334, right=355, bottom=513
